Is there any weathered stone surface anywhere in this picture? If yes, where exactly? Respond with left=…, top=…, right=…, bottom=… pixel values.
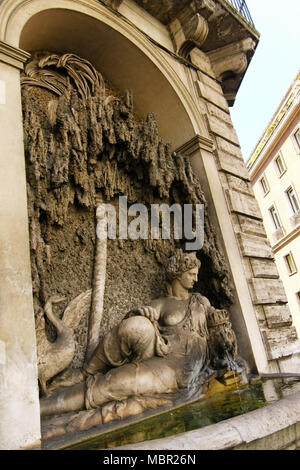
left=249, top=278, right=287, bottom=304
left=238, top=215, right=267, bottom=237
left=227, top=189, right=262, bottom=219
left=207, top=115, right=240, bottom=145
left=250, top=258, right=279, bottom=279
left=198, top=71, right=224, bottom=95
left=226, top=174, right=253, bottom=195
left=206, top=102, right=232, bottom=125
left=0, top=55, right=41, bottom=451
left=254, top=305, right=266, bottom=325
left=195, top=79, right=228, bottom=111
left=263, top=327, right=300, bottom=360
left=217, top=151, right=250, bottom=180
left=275, top=353, right=300, bottom=375
left=263, top=304, right=292, bottom=328
left=237, top=233, right=273, bottom=259
left=284, top=443, right=297, bottom=450
left=215, top=136, right=243, bottom=160
left=236, top=425, right=297, bottom=450
left=241, top=257, right=253, bottom=279
left=115, top=420, right=243, bottom=450
left=296, top=422, right=300, bottom=441
left=190, top=48, right=214, bottom=75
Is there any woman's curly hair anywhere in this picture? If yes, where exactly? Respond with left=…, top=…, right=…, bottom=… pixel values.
left=166, top=249, right=201, bottom=281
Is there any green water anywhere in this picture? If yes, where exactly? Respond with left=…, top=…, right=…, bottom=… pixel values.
left=61, top=381, right=267, bottom=450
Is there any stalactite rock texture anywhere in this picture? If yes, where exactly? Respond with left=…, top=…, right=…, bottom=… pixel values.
left=22, top=52, right=234, bottom=379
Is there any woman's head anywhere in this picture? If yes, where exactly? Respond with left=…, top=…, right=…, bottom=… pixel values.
left=165, top=250, right=200, bottom=295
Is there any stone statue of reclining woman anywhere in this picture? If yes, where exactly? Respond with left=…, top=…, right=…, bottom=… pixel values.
left=40, top=250, right=241, bottom=418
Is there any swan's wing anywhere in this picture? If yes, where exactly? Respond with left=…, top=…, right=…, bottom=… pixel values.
left=62, top=289, right=92, bottom=369
left=63, top=289, right=92, bottom=328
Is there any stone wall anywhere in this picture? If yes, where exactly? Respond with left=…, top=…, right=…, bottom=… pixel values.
left=186, top=47, right=300, bottom=372
left=1, top=0, right=299, bottom=450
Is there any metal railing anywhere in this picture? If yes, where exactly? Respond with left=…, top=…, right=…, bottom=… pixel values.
left=226, top=0, right=254, bottom=26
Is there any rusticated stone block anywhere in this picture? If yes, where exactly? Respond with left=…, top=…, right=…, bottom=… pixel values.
left=215, top=136, right=243, bottom=160
left=207, top=115, right=240, bottom=145
left=248, top=278, right=287, bottom=304
left=279, top=354, right=300, bottom=375
left=207, top=102, right=232, bottom=125
left=190, top=49, right=214, bottom=76
left=254, top=305, right=266, bottom=325
left=238, top=215, right=267, bottom=237
left=217, top=151, right=250, bottom=180
left=250, top=258, right=279, bottom=279
left=237, top=233, right=273, bottom=259
left=198, top=71, right=224, bottom=94
left=226, top=189, right=262, bottom=219
left=227, top=174, right=253, bottom=195
left=195, top=79, right=228, bottom=111
left=263, top=304, right=293, bottom=328
left=263, top=327, right=300, bottom=360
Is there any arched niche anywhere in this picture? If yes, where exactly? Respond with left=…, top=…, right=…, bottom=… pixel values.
left=1, top=0, right=209, bottom=149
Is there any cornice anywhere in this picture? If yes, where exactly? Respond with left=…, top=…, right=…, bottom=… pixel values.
left=248, top=100, right=300, bottom=181
left=248, top=73, right=300, bottom=174
left=175, top=134, right=214, bottom=155
left=272, top=224, right=300, bottom=254
left=0, top=39, right=30, bottom=69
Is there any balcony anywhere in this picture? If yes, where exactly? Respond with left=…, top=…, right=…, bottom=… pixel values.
left=130, top=0, right=259, bottom=104
left=226, top=0, right=254, bottom=26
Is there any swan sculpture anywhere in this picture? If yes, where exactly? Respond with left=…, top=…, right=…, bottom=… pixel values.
left=36, top=291, right=92, bottom=395
left=36, top=296, right=75, bottom=395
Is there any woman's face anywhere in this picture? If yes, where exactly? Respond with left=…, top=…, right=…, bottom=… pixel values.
left=177, top=266, right=199, bottom=290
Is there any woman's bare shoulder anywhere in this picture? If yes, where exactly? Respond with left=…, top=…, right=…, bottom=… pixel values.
left=149, top=296, right=168, bottom=310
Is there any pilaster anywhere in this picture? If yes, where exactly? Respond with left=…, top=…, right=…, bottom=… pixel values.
left=0, top=40, right=30, bottom=69
left=177, top=134, right=270, bottom=374
left=0, top=41, right=40, bottom=449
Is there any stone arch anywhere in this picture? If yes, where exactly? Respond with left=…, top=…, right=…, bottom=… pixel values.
left=0, top=0, right=209, bottom=149
left=9, top=0, right=235, bottom=363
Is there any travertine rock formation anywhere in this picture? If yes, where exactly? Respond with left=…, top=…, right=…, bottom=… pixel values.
left=21, top=52, right=233, bottom=372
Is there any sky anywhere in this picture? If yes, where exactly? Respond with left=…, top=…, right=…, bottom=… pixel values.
left=230, top=0, right=300, bottom=161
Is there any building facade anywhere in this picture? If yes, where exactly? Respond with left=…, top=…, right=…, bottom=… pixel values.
left=0, top=0, right=300, bottom=450
left=247, top=73, right=300, bottom=337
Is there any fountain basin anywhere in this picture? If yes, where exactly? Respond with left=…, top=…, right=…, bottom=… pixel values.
left=115, top=390, right=300, bottom=450
left=42, top=379, right=300, bottom=450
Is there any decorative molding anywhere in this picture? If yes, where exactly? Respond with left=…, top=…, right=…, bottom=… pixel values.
left=208, top=38, right=255, bottom=81
left=248, top=73, right=300, bottom=170
left=100, top=0, right=124, bottom=10
left=176, top=134, right=214, bottom=156
left=207, top=38, right=255, bottom=105
left=180, top=13, right=209, bottom=57
left=272, top=225, right=300, bottom=254
left=169, top=7, right=209, bottom=59
left=0, top=40, right=30, bottom=69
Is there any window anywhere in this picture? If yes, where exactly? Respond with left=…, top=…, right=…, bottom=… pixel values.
left=285, top=252, right=297, bottom=275
left=275, top=154, right=286, bottom=176
left=286, top=186, right=300, bottom=214
left=260, top=175, right=269, bottom=195
left=269, top=205, right=281, bottom=230
left=294, top=128, right=300, bottom=151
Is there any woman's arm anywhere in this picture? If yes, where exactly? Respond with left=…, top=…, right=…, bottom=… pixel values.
left=128, top=298, right=163, bottom=323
